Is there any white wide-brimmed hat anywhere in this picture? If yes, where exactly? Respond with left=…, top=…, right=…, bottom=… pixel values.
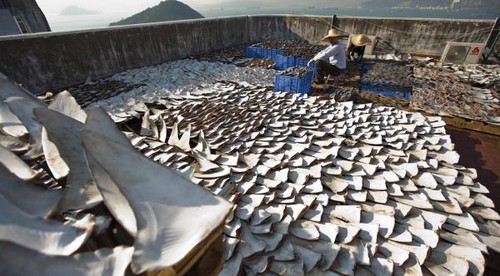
left=351, top=34, right=373, bottom=47
left=321, top=29, right=346, bottom=42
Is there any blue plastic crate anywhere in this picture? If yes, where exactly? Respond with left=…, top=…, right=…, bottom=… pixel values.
left=246, top=46, right=283, bottom=60
left=274, top=71, right=313, bottom=94
left=361, top=83, right=412, bottom=100
left=275, top=54, right=310, bottom=70
left=295, top=58, right=309, bottom=67
left=275, top=55, right=297, bottom=70
left=275, top=55, right=316, bottom=78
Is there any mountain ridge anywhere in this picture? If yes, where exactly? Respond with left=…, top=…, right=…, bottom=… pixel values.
left=110, top=0, right=204, bottom=27
left=59, top=5, right=99, bottom=16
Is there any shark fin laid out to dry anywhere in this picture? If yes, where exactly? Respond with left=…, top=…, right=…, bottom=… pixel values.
left=0, top=192, right=92, bottom=256
left=0, top=144, right=41, bottom=181
left=82, top=108, right=138, bottom=237
left=41, top=91, right=87, bottom=180
left=0, top=132, right=29, bottom=153
left=0, top=241, right=133, bottom=276
left=84, top=108, right=133, bottom=149
left=33, top=108, right=102, bottom=212
left=47, top=91, right=87, bottom=122
left=82, top=130, right=232, bottom=273
left=41, top=128, right=70, bottom=180
left=0, top=101, right=28, bottom=137
left=0, top=72, right=46, bottom=160
left=0, top=163, right=61, bottom=217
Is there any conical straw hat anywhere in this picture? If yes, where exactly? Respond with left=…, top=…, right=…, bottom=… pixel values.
left=351, top=34, right=372, bottom=47
left=321, top=29, right=346, bottom=42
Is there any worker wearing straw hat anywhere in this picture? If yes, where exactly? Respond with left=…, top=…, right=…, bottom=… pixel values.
left=348, top=34, right=373, bottom=62
left=307, top=29, right=347, bottom=84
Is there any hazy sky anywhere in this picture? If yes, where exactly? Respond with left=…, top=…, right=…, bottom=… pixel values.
left=36, top=0, right=224, bottom=14
left=35, top=0, right=234, bottom=31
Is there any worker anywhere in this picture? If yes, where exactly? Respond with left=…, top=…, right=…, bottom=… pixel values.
left=347, top=34, right=373, bottom=62
left=307, top=29, right=347, bottom=84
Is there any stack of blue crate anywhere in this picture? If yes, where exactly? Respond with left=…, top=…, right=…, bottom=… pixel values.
left=246, top=46, right=315, bottom=74
left=274, top=54, right=316, bottom=77
left=246, top=44, right=315, bottom=94
left=274, top=67, right=314, bottom=95
left=245, top=46, right=283, bottom=60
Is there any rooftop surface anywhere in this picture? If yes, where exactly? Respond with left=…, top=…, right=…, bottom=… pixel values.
left=1, top=40, right=500, bottom=275
left=448, top=127, right=500, bottom=211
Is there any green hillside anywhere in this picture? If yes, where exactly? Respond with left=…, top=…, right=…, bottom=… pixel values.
left=110, top=0, right=204, bottom=26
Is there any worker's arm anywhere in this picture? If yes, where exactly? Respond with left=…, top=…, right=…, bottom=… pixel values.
left=308, top=45, right=339, bottom=67
left=313, top=46, right=336, bottom=61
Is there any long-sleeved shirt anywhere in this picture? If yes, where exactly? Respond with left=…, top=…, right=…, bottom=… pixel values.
left=347, top=44, right=366, bottom=62
left=313, top=42, right=346, bottom=69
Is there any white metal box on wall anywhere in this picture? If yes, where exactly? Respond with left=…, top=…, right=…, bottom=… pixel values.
left=440, top=42, right=486, bottom=64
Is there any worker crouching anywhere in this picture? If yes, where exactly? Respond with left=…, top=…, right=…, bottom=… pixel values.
left=348, top=34, right=373, bottom=62
left=308, top=29, right=347, bottom=84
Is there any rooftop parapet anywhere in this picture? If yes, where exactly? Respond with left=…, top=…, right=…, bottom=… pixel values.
left=0, top=15, right=494, bottom=93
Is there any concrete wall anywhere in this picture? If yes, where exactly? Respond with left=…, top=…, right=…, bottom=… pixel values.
left=337, top=17, right=493, bottom=55
left=282, top=16, right=493, bottom=55
left=0, top=15, right=494, bottom=93
left=0, top=17, right=250, bottom=93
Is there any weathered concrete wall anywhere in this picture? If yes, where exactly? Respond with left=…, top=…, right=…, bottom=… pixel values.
left=0, top=16, right=301, bottom=93
left=282, top=15, right=493, bottom=55
left=0, top=15, right=494, bottom=93
left=283, top=16, right=333, bottom=43
left=337, top=17, right=493, bottom=55
left=0, top=17, right=252, bottom=93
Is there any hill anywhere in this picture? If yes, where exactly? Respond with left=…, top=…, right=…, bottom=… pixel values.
left=109, top=0, right=204, bottom=26
left=59, top=6, right=99, bottom=16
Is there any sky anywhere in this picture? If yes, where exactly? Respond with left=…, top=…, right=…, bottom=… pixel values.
left=34, top=0, right=497, bottom=32
left=35, top=0, right=227, bottom=31
left=36, top=0, right=222, bottom=15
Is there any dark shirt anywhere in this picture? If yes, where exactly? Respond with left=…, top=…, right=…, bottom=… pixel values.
left=347, top=44, right=366, bottom=62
